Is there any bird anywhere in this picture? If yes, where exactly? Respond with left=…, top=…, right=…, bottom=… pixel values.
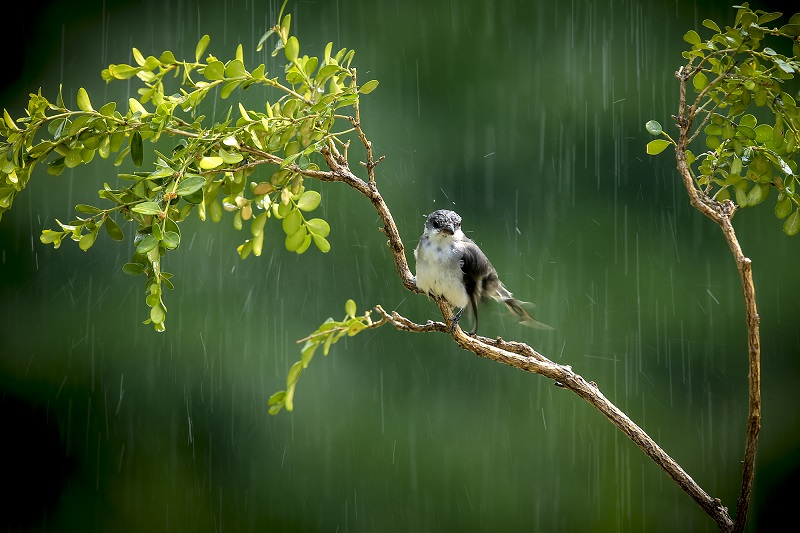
left=413, top=209, right=551, bottom=334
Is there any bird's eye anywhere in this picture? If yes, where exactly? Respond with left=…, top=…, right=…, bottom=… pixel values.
left=431, top=220, right=441, bottom=229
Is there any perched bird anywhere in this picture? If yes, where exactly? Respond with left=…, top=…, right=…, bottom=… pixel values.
left=413, top=209, right=551, bottom=334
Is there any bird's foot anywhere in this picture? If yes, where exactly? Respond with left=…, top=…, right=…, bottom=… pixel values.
left=449, top=308, right=464, bottom=332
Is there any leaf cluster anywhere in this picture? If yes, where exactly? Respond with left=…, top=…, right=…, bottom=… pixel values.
left=268, top=299, right=375, bottom=414
left=647, top=3, right=800, bottom=235
left=0, top=8, right=378, bottom=330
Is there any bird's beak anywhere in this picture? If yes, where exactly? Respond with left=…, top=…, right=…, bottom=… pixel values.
left=441, top=224, right=455, bottom=235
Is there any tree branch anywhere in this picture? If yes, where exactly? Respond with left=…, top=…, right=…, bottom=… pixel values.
left=674, top=71, right=761, bottom=533
left=301, top=107, right=736, bottom=531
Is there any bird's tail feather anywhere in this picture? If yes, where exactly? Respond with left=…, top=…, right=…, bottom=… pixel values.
left=493, top=285, right=553, bottom=330
left=501, top=297, right=553, bottom=330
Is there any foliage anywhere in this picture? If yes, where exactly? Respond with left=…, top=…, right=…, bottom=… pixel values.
left=0, top=3, right=377, bottom=331
left=268, top=299, right=376, bottom=414
left=646, top=3, right=800, bottom=235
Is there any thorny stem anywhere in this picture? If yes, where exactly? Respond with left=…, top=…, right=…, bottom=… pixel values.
left=285, top=103, right=737, bottom=530
left=675, top=66, right=761, bottom=533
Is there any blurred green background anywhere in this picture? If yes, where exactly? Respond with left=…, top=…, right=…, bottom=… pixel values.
left=1, top=0, right=799, bottom=531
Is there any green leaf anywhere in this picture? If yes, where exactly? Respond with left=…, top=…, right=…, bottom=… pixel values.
left=784, top=209, right=800, bottom=236
left=136, top=234, right=159, bottom=253
left=747, top=183, right=769, bottom=206
left=237, top=239, right=253, bottom=259
left=105, top=217, right=124, bottom=240
left=359, top=80, right=379, bottom=94
left=282, top=208, right=302, bottom=236
left=776, top=196, right=792, bottom=219
left=645, top=120, right=662, bottom=135
left=199, top=156, right=224, bottom=170
left=195, top=34, right=210, bottom=62
left=131, top=201, right=162, bottom=215
left=296, top=234, right=313, bottom=254
left=218, top=147, right=243, bottom=164
left=268, top=390, right=286, bottom=407
left=122, top=262, right=145, bottom=276
left=693, top=71, right=708, bottom=91
left=204, top=60, right=225, bottom=80
left=162, top=231, right=180, bottom=249
left=735, top=185, right=749, bottom=207
left=305, top=218, right=330, bottom=237
left=79, top=232, right=96, bottom=251
left=646, top=139, right=671, bottom=155
left=150, top=304, right=165, bottom=324
left=683, top=30, right=701, bottom=45
left=778, top=24, right=800, bottom=37
left=40, top=230, right=63, bottom=244
left=312, top=235, right=330, bottom=252
left=754, top=124, right=773, bottom=143
left=702, top=19, right=720, bottom=32
left=758, top=12, right=783, bottom=25
left=296, top=190, right=321, bottom=211
left=285, top=36, right=299, bottom=62
left=175, top=176, right=206, bottom=196
left=77, top=87, right=93, bottom=112
left=76, top=204, right=102, bottom=214
left=130, top=131, right=143, bottom=167
left=345, top=299, right=357, bottom=318
left=285, top=226, right=306, bottom=252
left=225, top=59, right=246, bottom=78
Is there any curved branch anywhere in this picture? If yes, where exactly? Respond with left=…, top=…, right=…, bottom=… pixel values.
left=304, top=110, right=735, bottom=531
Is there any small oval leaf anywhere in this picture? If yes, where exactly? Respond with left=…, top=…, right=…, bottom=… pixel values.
left=646, top=139, right=671, bottom=155
left=645, top=120, right=662, bottom=135
left=296, top=190, right=321, bottom=211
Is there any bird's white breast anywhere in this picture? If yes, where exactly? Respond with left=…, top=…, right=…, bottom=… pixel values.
left=414, top=231, right=469, bottom=309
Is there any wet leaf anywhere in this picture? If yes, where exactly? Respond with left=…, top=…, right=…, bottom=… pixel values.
left=132, top=201, right=162, bottom=215
left=646, top=139, right=671, bottom=155
left=79, top=232, right=95, bottom=251
left=199, top=156, right=224, bottom=170
left=282, top=208, right=302, bottom=236
left=176, top=176, right=206, bottom=196
left=131, top=130, right=143, bottom=166
left=285, top=36, right=299, bottom=62
left=645, top=120, right=662, bottom=135
left=775, top=196, right=792, bottom=219
left=296, top=190, right=321, bottom=211
left=312, top=235, right=330, bottom=252
left=784, top=209, right=800, bottom=236
left=345, top=299, right=357, bottom=318
left=305, top=218, right=330, bottom=237
left=122, top=262, right=145, bottom=276
left=285, top=226, right=306, bottom=251
left=105, top=217, right=124, bottom=240
left=136, top=234, right=159, bottom=253
left=195, top=34, right=210, bottom=62
left=683, top=30, right=701, bottom=45
left=204, top=60, right=225, bottom=80
left=150, top=304, right=165, bottom=324
left=693, top=71, right=708, bottom=91
left=359, top=80, right=379, bottom=94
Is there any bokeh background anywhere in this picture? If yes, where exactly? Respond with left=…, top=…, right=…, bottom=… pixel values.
left=1, top=0, right=798, bottom=531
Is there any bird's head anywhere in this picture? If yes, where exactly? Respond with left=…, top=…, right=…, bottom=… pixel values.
left=424, top=209, right=463, bottom=239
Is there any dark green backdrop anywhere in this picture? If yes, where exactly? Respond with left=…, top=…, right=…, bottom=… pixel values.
left=1, top=0, right=798, bottom=531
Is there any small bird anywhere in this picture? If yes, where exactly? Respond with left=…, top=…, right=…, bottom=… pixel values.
left=413, top=209, right=551, bottom=334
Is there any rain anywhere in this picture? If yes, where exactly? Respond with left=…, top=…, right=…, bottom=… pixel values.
left=1, top=0, right=799, bottom=531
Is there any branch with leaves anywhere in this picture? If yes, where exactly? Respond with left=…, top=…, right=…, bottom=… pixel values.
left=645, top=4, right=799, bottom=531
left=2, top=2, right=796, bottom=531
